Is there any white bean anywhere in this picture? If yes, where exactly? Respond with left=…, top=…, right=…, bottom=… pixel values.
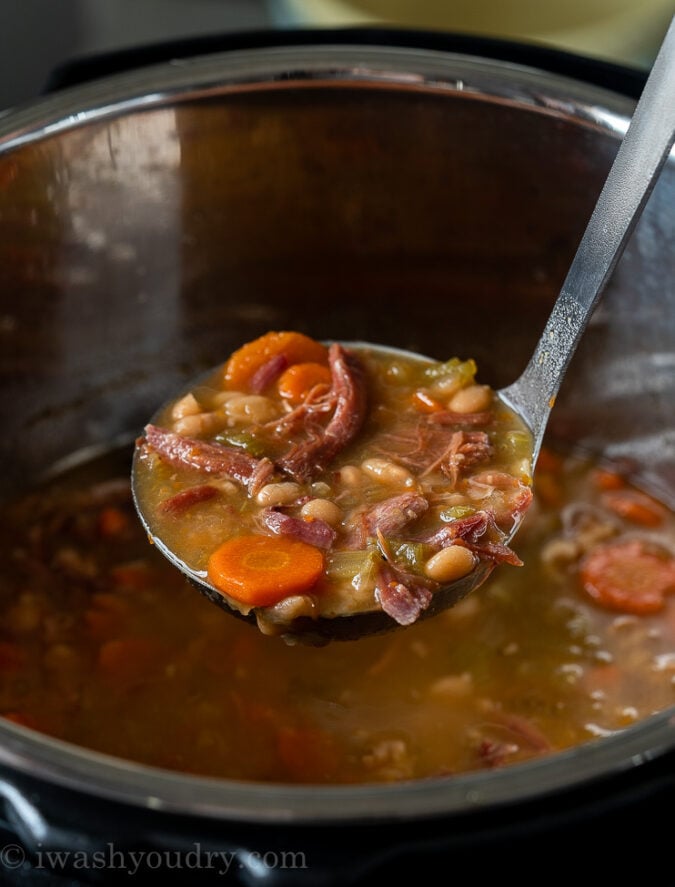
left=430, top=375, right=464, bottom=397
left=210, top=390, right=244, bottom=406
left=301, top=498, right=343, bottom=527
left=224, top=394, right=278, bottom=425
left=256, top=482, right=302, bottom=507
left=171, top=392, right=201, bottom=420
left=361, top=458, right=414, bottom=488
left=211, top=479, right=238, bottom=496
left=424, top=545, right=476, bottom=583
left=336, top=465, right=363, bottom=488
left=448, top=384, right=492, bottom=414
left=256, top=595, right=317, bottom=635
left=173, top=412, right=223, bottom=437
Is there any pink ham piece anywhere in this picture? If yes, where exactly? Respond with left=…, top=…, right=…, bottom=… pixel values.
left=260, top=507, right=337, bottom=550
left=375, top=563, right=434, bottom=626
left=248, top=353, right=289, bottom=394
left=142, top=425, right=274, bottom=495
left=364, top=493, right=429, bottom=536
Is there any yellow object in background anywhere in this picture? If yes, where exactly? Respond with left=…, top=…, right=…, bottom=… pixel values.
left=269, top=0, right=674, bottom=67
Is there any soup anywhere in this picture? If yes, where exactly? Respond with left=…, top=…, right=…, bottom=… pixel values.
left=1, top=442, right=674, bottom=783
left=133, top=331, right=533, bottom=636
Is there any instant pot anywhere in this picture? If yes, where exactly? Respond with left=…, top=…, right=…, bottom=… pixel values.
left=0, top=28, right=674, bottom=885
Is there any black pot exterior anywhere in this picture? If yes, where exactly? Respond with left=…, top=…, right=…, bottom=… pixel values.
left=0, top=30, right=674, bottom=883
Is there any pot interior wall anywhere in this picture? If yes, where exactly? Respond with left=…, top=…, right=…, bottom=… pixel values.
left=0, top=82, right=673, bottom=502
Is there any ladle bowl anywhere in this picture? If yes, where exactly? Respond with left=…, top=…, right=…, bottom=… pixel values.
left=131, top=343, right=501, bottom=642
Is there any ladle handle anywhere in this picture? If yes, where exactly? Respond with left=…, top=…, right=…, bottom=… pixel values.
left=501, top=16, right=675, bottom=459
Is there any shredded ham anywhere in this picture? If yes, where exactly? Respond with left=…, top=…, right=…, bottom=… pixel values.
left=421, top=510, right=523, bottom=566
left=422, top=430, right=492, bottom=487
left=158, top=484, right=219, bottom=515
left=277, top=344, right=367, bottom=483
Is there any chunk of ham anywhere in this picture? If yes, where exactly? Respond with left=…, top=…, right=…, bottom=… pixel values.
left=260, top=507, right=337, bottom=550
left=158, top=484, right=219, bottom=515
left=375, top=563, right=435, bottom=626
left=142, top=425, right=274, bottom=495
left=365, top=493, right=429, bottom=536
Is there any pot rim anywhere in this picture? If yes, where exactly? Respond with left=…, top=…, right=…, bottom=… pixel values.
left=1, top=41, right=673, bottom=825
left=0, top=42, right=637, bottom=153
left=1, top=708, right=674, bottom=824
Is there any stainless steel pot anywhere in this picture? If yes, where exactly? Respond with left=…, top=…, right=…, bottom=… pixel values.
left=0, top=31, right=674, bottom=883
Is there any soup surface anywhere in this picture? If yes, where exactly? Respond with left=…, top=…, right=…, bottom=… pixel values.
left=1, top=443, right=675, bottom=783
left=133, top=331, right=533, bottom=636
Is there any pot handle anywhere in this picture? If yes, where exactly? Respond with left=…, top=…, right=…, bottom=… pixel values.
left=44, top=27, right=647, bottom=98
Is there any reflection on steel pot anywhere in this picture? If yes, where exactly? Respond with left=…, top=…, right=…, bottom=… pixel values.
left=0, top=31, right=674, bottom=885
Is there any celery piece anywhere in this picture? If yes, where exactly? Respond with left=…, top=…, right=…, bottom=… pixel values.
left=439, top=505, right=476, bottom=522
left=423, top=357, right=477, bottom=386
left=214, top=431, right=267, bottom=458
left=326, top=549, right=379, bottom=591
left=389, top=540, right=434, bottom=572
left=326, top=549, right=378, bottom=580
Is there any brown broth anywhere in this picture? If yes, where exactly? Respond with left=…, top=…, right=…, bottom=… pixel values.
left=1, top=445, right=675, bottom=783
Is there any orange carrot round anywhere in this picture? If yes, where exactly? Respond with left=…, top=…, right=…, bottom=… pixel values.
left=277, top=362, right=332, bottom=404
left=601, top=490, right=666, bottom=527
left=579, top=539, right=675, bottom=615
left=97, top=506, right=130, bottom=538
left=591, top=468, right=626, bottom=491
left=208, top=535, right=324, bottom=607
left=223, top=331, right=328, bottom=391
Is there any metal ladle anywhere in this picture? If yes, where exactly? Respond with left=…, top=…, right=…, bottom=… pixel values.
left=132, top=18, right=675, bottom=643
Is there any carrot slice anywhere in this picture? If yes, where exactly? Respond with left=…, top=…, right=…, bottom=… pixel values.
left=579, top=539, right=675, bottom=614
left=277, top=362, right=332, bottom=404
left=97, top=506, right=130, bottom=538
left=207, top=535, right=324, bottom=607
left=223, top=331, right=328, bottom=391
left=601, top=490, right=666, bottom=527
left=591, top=468, right=626, bottom=491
